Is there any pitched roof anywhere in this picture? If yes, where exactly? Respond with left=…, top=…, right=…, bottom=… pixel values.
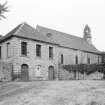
left=0, top=22, right=100, bottom=54
left=36, top=25, right=100, bottom=54
left=0, top=22, right=57, bottom=44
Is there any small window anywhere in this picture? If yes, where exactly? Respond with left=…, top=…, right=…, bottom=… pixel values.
left=35, top=65, right=41, bottom=76
left=61, top=54, right=64, bottom=64
left=75, top=55, right=78, bottom=64
left=98, top=56, right=99, bottom=64
left=21, top=42, right=27, bottom=56
left=7, top=42, right=10, bottom=58
left=36, top=44, right=41, bottom=57
left=0, top=46, right=1, bottom=59
left=87, top=57, right=90, bottom=64
left=49, top=47, right=53, bottom=59
left=46, top=33, right=52, bottom=37
left=98, top=56, right=102, bottom=64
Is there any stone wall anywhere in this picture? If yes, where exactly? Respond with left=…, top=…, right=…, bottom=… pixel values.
left=10, top=37, right=59, bottom=80
left=58, top=47, right=101, bottom=65
left=0, top=62, right=12, bottom=81
left=58, top=67, right=103, bottom=80
left=0, top=36, right=102, bottom=81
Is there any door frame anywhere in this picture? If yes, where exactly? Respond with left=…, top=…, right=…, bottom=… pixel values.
left=48, top=66, right=55, bottom=80
left=21, top=64, right=29, bottom=81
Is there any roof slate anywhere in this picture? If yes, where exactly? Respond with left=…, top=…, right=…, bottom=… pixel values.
left=36, top=25, right=100, bottom=54
left=0, top=22, right=57, bottom=44
left=0, top=22, right=100, bottom=54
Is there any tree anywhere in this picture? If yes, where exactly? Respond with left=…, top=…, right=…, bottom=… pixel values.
left=0, top=1, right=9, bottom=20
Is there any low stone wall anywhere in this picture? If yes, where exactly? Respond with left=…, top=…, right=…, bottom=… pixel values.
left=58, top=68, right=104, bottom=80
left=0, top=62, right=12, bottom=82
left=84, top=72, right=103, bottom=80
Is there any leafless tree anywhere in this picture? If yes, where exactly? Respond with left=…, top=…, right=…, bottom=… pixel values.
left=0, top=1, right=9, bottom=20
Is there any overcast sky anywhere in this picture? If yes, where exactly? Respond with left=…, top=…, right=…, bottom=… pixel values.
left=0, top=0, right=105, bottom=51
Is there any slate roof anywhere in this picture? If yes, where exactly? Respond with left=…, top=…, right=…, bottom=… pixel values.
left=0, top=22, right=100, bottom=54
left=36, top=25, right=100, bottom=54
left=0, top=22, right=57, bottom=44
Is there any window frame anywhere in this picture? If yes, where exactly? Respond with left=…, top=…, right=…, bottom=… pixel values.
left=36, top=44, right=41, bottom=57
left=98, top=56, right=99, bottom=64
left=0, top=46, right=1, bottom=59
left=75, top=55, right=78, bottom=64
left=61, top=54, right=64, bottom=64
left=7, top=42, right=10, bottom=58
left=21, top=41, right=27, bottom=56
left=87, top=57, right=90, bottom=64
left=49, top=46, right=53, bottom=59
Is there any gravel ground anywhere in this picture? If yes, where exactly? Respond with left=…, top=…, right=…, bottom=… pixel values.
left=0, top=80, right=105, bottom=105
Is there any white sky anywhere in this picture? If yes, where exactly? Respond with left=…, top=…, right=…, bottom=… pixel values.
left=0, top=0, right=105, bottom=51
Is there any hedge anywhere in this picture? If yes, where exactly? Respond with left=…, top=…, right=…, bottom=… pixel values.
left=63, top=64, right=105, bottom=75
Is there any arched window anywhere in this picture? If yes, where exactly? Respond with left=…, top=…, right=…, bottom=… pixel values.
left=7, top=42, right=11, bottom=58
left=87, top=57, right=90, bottom=64
left=75, top=55, right=78, bottom=64
left=0, top=46, right=1, bottom=59
left=61, top=54, right=64, bottom=64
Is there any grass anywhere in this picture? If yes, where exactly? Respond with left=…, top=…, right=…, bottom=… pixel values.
left=0, top=80, right=105, bottom=105
left=0, top=81, right=47, bottom=101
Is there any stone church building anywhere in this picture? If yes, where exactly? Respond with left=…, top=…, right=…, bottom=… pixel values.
left=0, top=22, right=102, bottom=80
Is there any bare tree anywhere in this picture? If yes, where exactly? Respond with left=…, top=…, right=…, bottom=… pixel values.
left=0, top=1, right=9, bottom=20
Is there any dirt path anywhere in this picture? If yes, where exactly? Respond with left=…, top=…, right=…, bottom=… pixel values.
left=0, top=81, right=105, bottom=105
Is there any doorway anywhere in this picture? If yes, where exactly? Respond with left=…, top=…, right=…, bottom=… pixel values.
left=21, top=64, right=29, bottom=81
left=48, top=66, right=55, bottom=80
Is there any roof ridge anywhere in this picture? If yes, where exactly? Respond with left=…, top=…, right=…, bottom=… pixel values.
left=14, top=22, right=26, bottom=35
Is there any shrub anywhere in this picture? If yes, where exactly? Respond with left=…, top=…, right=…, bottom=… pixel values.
left=63, top=64, right=104, bottom=75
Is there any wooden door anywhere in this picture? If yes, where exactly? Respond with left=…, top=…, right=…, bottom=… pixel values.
left=48, top=66, right=55, bottom=80
left=21, top=64, right=29, bottom=81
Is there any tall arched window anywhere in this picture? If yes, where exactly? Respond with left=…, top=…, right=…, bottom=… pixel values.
left=75, top=55, right=78, bottom=64
left=0, top=46, right=1, bottom=59
left=61, top=54, right=64, bottom=64
left=87, top=57, right=90, bottom=64
left=7, top=42, right=11, bottom=58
